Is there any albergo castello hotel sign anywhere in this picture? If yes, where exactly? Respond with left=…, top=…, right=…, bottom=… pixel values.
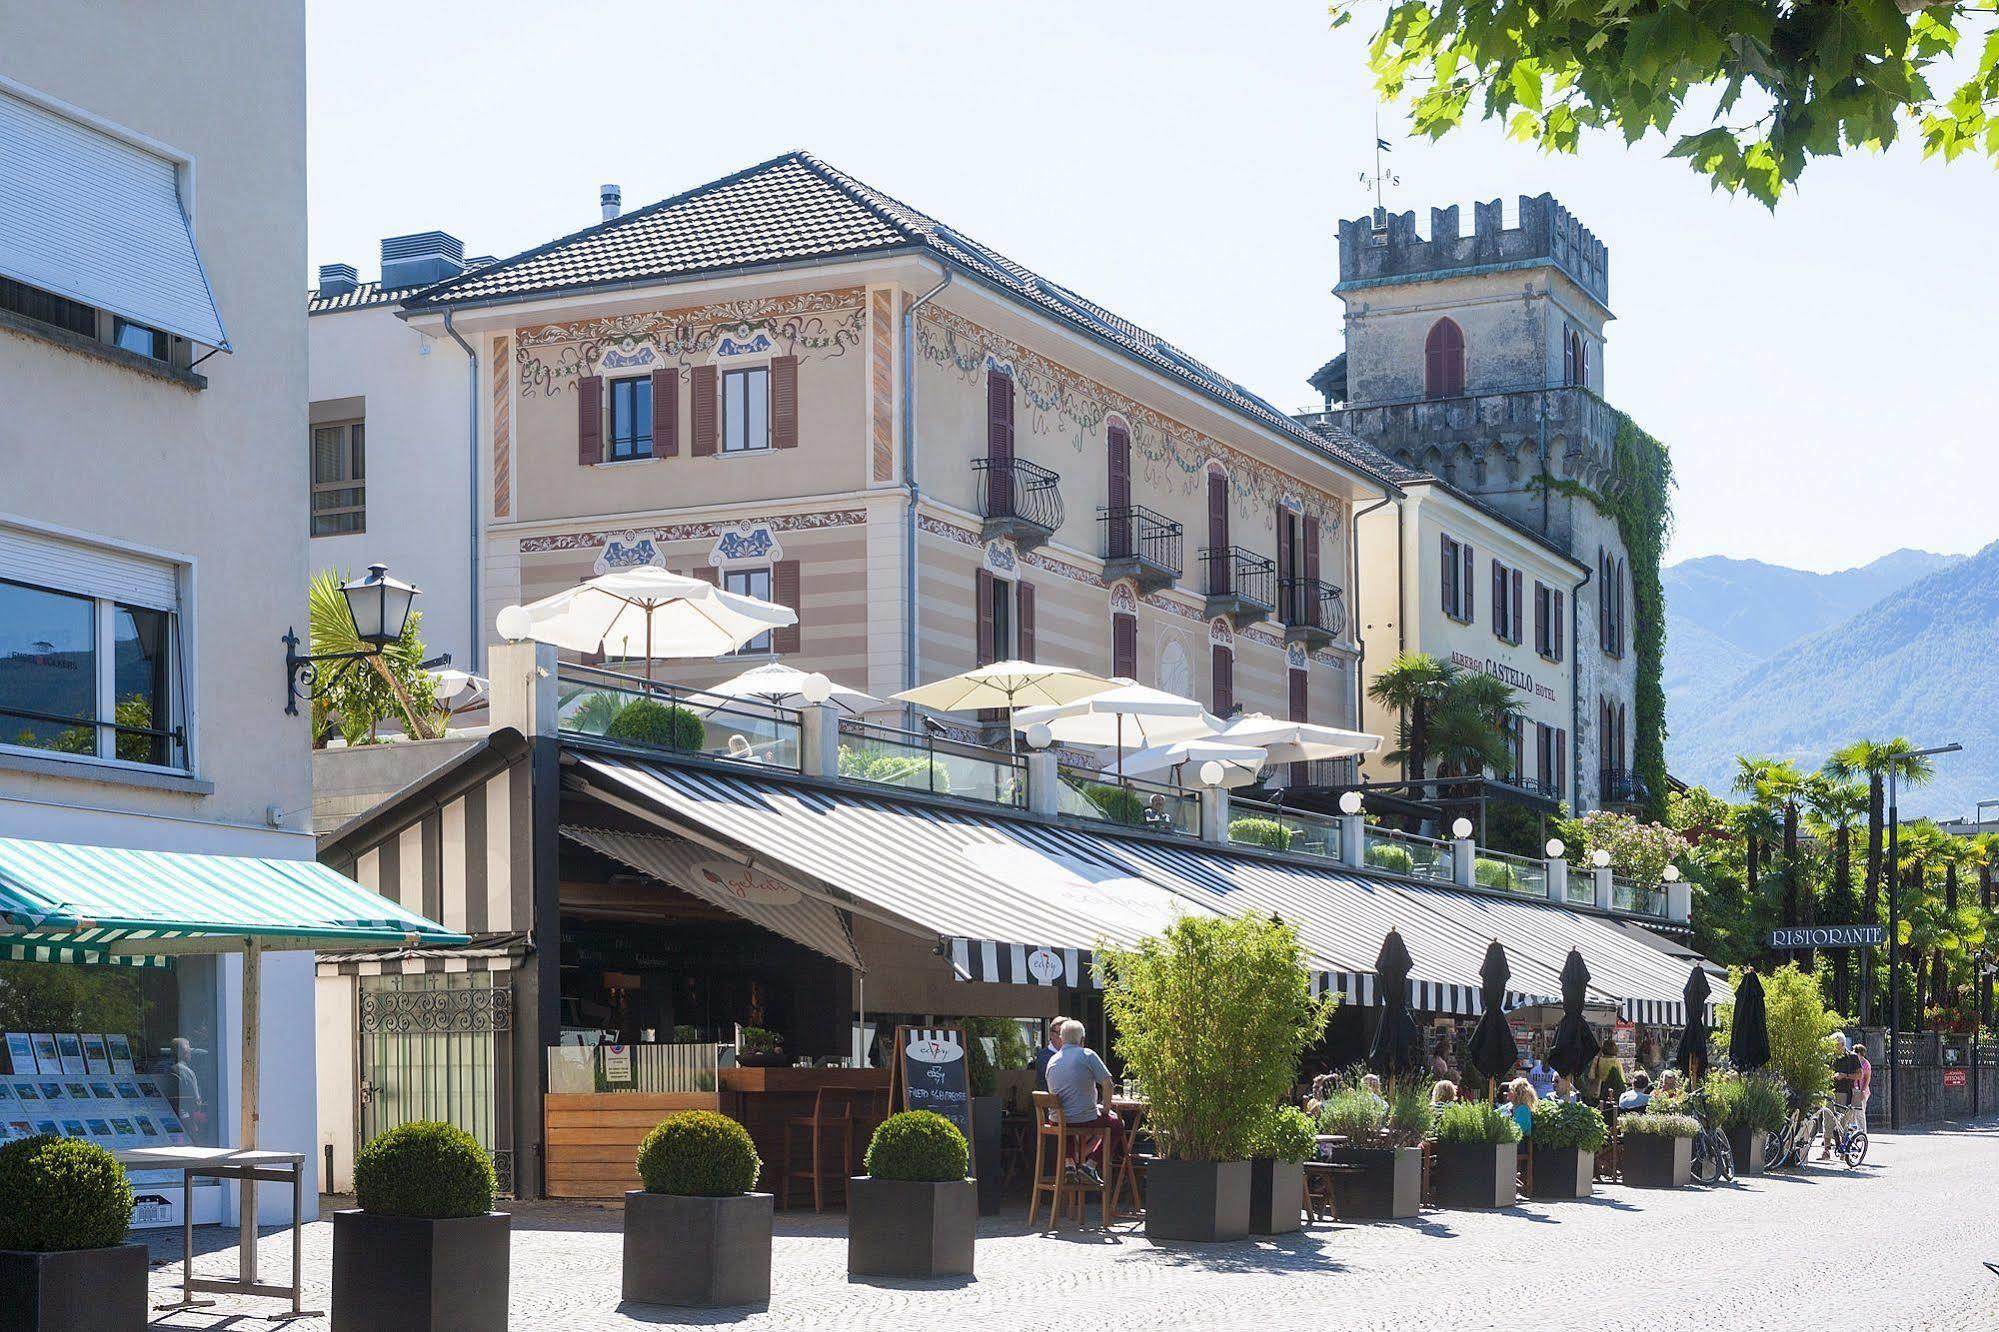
left=1449, top=651, right=1558, bottom=703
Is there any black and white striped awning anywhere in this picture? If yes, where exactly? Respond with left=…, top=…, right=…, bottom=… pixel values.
left=950, top=939, right=1101, bottom=988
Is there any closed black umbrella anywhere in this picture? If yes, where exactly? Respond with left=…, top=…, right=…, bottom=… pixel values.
left=1546, top=947, right=1600, bottom=1081
left=1367, top=929, right=1425, bottom=1081
left=1675, top=966, right=1712, bottom=1080
left=1728, top=970, right=1770, bottom=1072
left=1465, top=939, right=1519, bottom=1086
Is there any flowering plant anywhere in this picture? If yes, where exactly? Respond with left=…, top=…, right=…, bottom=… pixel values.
left=1559, top=809, right=1689, bottom=886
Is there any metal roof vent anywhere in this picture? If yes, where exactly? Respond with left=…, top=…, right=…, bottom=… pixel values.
left=316, top=263, right=358, bottom=298
left=600, top=183, right=622, bottom=222
left=380, top=231, right=465, bottom=290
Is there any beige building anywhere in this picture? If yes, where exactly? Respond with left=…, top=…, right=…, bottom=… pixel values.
left=331, top=153, right=1396, bottom=737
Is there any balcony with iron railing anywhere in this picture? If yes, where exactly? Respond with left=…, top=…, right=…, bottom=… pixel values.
left=973, top=456, right=1064, bottom=550
left=1599, top=768, right=1648, bottom=806
left=1099, top=504, right=1182, bottom=591
left=1200, top=546, right=1275, bottom=627
left=1279, top=577, right=1347, bottom=648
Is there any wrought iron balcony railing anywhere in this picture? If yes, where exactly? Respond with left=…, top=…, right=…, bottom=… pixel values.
left=972, top=456, right=1063, bottom=549
left=1599, top=768, right=1648, bottom=804
left=1099, top=504, right=1182, bottom=591
left=1279, top=577, right=1347, bottom=644
left=1200, top=546, right=1276, bottom=625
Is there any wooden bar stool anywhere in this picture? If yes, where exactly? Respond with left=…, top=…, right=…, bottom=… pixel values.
left=1028, top=1092, right=1108, bottom=1229
left=781, top=1088, right=854, bottom=1212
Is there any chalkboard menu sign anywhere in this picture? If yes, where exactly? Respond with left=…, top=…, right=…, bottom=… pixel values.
left=894, top=1026, right=973, bottom=1176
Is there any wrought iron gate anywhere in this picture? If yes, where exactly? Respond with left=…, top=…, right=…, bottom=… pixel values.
left=358, top=972, right=514, bottom=1189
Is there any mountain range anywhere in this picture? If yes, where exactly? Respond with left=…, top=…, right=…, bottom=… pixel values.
left=1663, top=546, right=1995, bottom=820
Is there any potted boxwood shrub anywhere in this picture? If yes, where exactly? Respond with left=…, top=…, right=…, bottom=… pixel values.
left=624, top=1110, right=769, bottom=1308
left=1707, top=1070, right=1784, bottom=1174
left=1246, top=1105, right=1314, bottom=1235
left=1313, top=1073, right=1425, bottom=1219
left=332, top=1120, right=507, bottom=1331
left=848, top=1111, right=975, bottom=1278
left=1101, top=914, right=1335, bottom=1243
left=1618, top=1111, right=1698, bottom=1188
left=0, top=1134, right=141, bottom=1332
left=1429, top=1100, right=1521, bottom=1209
left=1528, top=1099, right=1607, bottom=1200
left=605, top=698, right=705, bottom=751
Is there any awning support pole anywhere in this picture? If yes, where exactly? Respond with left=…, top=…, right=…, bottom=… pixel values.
left=239, top=937, right=261, bottom=1283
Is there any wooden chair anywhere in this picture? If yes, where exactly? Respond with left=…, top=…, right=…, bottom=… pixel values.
left=1028, top=1092, right=1109, bottom=1229
left=780, top=1088, right=854, bottom=1212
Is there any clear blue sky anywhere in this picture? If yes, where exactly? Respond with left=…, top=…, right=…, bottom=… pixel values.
left=307, top=0, right=1999, bottom=573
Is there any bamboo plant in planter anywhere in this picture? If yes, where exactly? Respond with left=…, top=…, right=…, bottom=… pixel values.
left=849, top=1111, right=975, bottom=1278
left=1528, top=1099, right=1608, bottom=1200
left=1100, top=914, right=1336, bottom=1244
left=1246, top=1106, right=1315, bottom=1235
left=332, top=1121, right=508, bottom=1331
left=1705, top=1070, right=1785, bottom=1174
left=1617, top=1112, right=1698, bottom=1188
left=1313, top=1071, right=1427, bottom=1219
left=1428, top=1101, right=1522, bottom=1209
left=624, top=1111, right=769, bottom=1308
left=0, top=1135, right=141, bottom=1332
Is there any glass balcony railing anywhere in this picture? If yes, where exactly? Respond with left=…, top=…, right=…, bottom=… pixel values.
left=1227, top=798, right=1342, bottom=862
left=836, top=719, right=1027, bottom=806
left=1055, top=766, right=1198, bottom=836
left=1362, top=826, right=1455, bottom=884
left=557, top=666, right=801, bottom=771
left=1469, top=847, right=1549, bottom=899
left=1612, top=879, right=1667, bottom=916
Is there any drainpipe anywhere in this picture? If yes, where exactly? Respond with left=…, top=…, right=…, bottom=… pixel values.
left=1570, top=562, right=1591, bottom=813
left=901, top=269, right=953, bottom=704
left=442, top=309, right=481, bottom=674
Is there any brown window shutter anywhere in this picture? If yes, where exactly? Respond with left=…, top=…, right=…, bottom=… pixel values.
left=771, top=559, right=801, bottom=654
left=1112, top=612, right=1136, bottom=679
left=1461, top=542, right=1475, bottom=621
left=1206, top=471, right=1229, bottom=594
left=1212, top=645, right=1233, bottom=717
left=1439, top=535, right=1452, bottom=613
left=976, top=568, right=996, bottom=666
left=690, top=365, right=718, bottom=456
left=770, top=354, right=799, bottom=449
left=1016, top=581, right=1036, bottom=661
left=1302, top=514, right=1320, bottom=592
left=1553, top=590, right=1565, bottom=661
left=1491, top=561, right=1504, bottom=636
left=577, top=375, right=603, bottom=465
left=1108, top=425, right=1131, bottom=510
left=651, top=368, right=678, bottom=456
left=1511, top=570, right=1524, bottom=644
left=986, top=371, right=1014, bottom=461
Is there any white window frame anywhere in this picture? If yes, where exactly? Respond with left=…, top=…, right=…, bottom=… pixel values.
left=721, top=364, right=771, bottom=454
left=723, top=566, right=774, bottom=655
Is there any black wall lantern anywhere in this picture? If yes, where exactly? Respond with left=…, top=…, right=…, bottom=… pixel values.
left=283, top=564, right=423, bottom=715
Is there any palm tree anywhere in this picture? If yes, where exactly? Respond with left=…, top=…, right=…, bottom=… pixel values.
left=1826, top=738, right=1938, bottom=1020
left=1367, top=653, right=1452, bottom=784
left=1755, top=760, right=1809, bottom=935
left=308, top=570, right=444, bottom=743
left=1425, top=670, right=1521, bottom=782
left=1804, top=776, right=1868, bottom=1013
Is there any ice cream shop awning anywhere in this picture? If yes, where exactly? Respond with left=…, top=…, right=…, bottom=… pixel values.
left=0, top=835, right=467, bottom=967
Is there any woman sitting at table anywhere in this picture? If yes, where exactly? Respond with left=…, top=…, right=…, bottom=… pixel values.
left=1044, top=1019, right=1122, bottom=1185
left=1507, top=1078, right=1537, bottom=1138
left=1431, top=1079, right=1459, bottom=1105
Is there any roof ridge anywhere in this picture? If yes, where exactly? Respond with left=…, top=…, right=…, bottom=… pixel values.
left=789, top=151, right=936, bottom=244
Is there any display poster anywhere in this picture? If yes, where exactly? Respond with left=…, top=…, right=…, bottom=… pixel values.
left=4, top=1033, right=33, bottom=1074
left=1613, top=1021, right=1637, bottom=1062
left=30, top=1034, right=60, bottom=1075
left=106, top=1035, right=135, bottom=1075
left=54, top=1034, right=87, bottom=1076
left=80, top=1035, right=110, bottom=1075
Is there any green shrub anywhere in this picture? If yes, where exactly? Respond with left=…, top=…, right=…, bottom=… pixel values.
left=1529, top=1099, right=1608, bottom=1152
left=1366, top=842, right=1415, bottom=874
left=1229, top=817, right=1294, bottom=851
left=0, top=1135, right=133, bottom=1251
left=637, top=1111, right=761, bottom=1196
left=1383, top=1079, right=1436, bottom=1147
left=1619, top=1111, right=1700, bottom=1139
left=1430, top=1100, right=1521, bottom=1145
left=1085, top=783, right=1147, bottom=826
left=740, top=1026, right=782, bottom=1055
left=863, top=1111, right=968, bottom=1181
left=1705, top=1070, right=1788, bottom=1133
left=1248, top=1105, right=1318, bottom=1163
left=839, top=746, right=950, bottom=793
left=605, top=699, right=706, bottom=751
left=1473, top=858, right=1518, bottom=891
left=961, top=1016, right=1030, bottom=1097
left=353, top=1121, right=495, bottom=1219
left=671, top=1024, right=700, bottom=1043
left=1313, top=1085, right=1387, bottom=1141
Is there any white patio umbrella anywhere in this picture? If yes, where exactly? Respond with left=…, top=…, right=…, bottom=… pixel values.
left=704, top=662, right=884, bottom=717
left=495, top=568, right=795, bottom=680
left=1116, top=737, right=1269, bottom=789
left=1217, top=712, right=1383, bottom=764
left=1011, top=679, right=1220, bottom=774
left=891, top=661, right=1118, bottom=753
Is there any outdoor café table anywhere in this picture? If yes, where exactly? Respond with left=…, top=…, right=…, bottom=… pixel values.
left=1108, top=1098, right=1147, bottom=1219
left=114, top=1145, right=312, bottom=1320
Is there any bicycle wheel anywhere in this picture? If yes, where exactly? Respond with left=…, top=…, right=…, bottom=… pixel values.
left=1691, top=1134, right=1720, bottom=1184
left=1715, top=1134, right=1735, bottom=1182
left=1763, top=1128, right=1790, bottom=1170
left=1841, top=1130, right=1868, bottom=1168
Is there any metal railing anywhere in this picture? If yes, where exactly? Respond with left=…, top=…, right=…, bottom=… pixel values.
left=1227, top=798, right=1341, bottom=862
left=836, top=718, right=1027, bottom=806
left=1100, top=504, right=1183, bottom=578
left=972, top=456, right=1064, bottom=534
left=1279, top=577, right=1348, bottom=637
left=557, top=665, right=802, bottom=770
left=546, top=1042, right=720, bottom=1095
left=1599, top=768, right=1648, bottom=803
left=1362, top=825, right=1455, bottom=884
left=1056, top=765, right=1198, bottom=836
left=1199, top=546, right=1276, bottom=607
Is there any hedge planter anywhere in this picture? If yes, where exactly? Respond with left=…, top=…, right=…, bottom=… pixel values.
left=332, top=1211, right=510, bottom=1331
left=848, top=1177, right=976, bottom=1278
left=971, top=1095, right=1003, bottom=1217
left=622, top=1191, right=773, bottom=1308
left=1318, top=1144, right=1423, bottom=1219
left=1431, top=1142, right=1517, bottom=1209
left=1619, top=1134, right=1693, bottom=1188
left=0, top=1244, right=148, bottom=1332
left=1725, top=1126, right=1767, bottom=1175
left=1247, top=1159, right=1305, bottom=1235
left=1144, top=1160, right=1251, bottom=1242
left=1528, top=1146, right=1594, bottom=1200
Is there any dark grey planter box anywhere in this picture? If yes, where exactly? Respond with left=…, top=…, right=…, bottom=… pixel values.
left=971, top=1094, right=1002, bottom=1216
left=1619, top=1133, right=1693, bottom=1188
left=0, top=1244, right=147, bottom=1332
left=1725, top=1125, right=1767, bottom=1175
left=1528, top=1145, right=1594, bottom=1199
left=847, top=1177, right=976, bottom=1278
left=331, top=1210, right=510, bottom=1331
left=1431, top=1141, right=1517, bottom=1209
left=622, top=1191, right=772, bottom=1308
left=1144, top=1159, right=1251, bottom=1242
left=1247, top=1159, right=1305, bottom=1235
left=1318, top=1144, right=1423, bottom=1219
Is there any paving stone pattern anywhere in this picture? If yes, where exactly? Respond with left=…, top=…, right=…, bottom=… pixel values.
left=143, top=1122, right=1999, bottom=1330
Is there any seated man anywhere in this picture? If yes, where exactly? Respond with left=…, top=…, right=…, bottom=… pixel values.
left=1043, top=1018, right=1122, bottom=1185
left=1616, top=1070, right=1653, bottom=1113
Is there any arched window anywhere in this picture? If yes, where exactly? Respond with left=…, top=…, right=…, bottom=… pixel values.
left=1424, top=318, right=1465, bottom=399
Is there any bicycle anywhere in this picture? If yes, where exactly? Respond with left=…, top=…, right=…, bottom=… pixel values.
left=1685, top=1087, right=1735, bottom=1184
left=1812, top=1097, right=1869, bottom=1169
left=1764, top=1098, right=1818, bottom=1170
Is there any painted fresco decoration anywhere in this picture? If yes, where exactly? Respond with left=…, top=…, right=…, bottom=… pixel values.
left=1209, top=617, right=1234, bottom=648
left=1287, top=641, right=1308, bottom=670
left=916, top=306, right=1345, bottom=532
left=983, top=538, right=1019, bottom=581
left=520, top=509, right=864, bottom=555
left=515, top=289, right=866, bottom=398
left=1107, top=580, right=1139, bottom=616
left=594, top=533, right=666, bottom=574
left=1158, top=636, right=1193, bottom=699
left=710, top=523, right=783, bottom=567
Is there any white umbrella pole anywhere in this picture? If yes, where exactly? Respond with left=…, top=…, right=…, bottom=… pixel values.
left=238, top=937, right=260, bottom=1281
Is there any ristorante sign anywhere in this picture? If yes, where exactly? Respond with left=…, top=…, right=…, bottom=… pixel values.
left=1449, top=652, right=1557, bottom=703
left=1769, top=925, right=1887, bottom=949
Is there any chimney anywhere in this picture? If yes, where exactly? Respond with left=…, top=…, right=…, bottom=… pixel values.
left=380, top=231, right=465, bottom=290
left=316, top=263, right=359, bottom=298
left=600, top=183, right=622, bottom=222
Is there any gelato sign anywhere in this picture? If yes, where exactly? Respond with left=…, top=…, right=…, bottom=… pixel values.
left=1450, top=652, right=1556, bottom=702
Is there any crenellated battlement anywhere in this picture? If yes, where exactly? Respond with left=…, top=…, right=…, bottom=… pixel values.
left=1337, top=194, right=1609, bottom=307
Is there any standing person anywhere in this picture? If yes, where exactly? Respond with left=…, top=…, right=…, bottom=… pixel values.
left=1043, top=1019, right=1121, bottom=1184
left=1528, top=1055, right=1556, bottom=1100
left=1587, top=1038, right=1627, bottom=1107
left=1033, top=1016, right=1067, bottom=1091
left=1821, top=1034, right=1861, bottom=1159
left=1851, top=1040, right=1873, bottom=1135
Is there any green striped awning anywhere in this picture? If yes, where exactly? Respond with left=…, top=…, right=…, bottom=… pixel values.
left=0, top=835, right=467, bottom=966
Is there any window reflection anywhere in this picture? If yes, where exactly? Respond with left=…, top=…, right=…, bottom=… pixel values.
left=0, top=580, right=97, bottom=755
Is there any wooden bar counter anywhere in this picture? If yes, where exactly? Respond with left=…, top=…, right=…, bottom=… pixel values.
left=718, top=1066, right=892, bottom=1190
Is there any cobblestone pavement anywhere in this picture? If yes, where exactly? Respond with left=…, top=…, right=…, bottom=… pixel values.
left=141, top=1120, right=1999, bottom=1331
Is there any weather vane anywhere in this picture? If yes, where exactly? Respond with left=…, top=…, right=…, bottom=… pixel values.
left=1358, top=110, right=1400, bottom=215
